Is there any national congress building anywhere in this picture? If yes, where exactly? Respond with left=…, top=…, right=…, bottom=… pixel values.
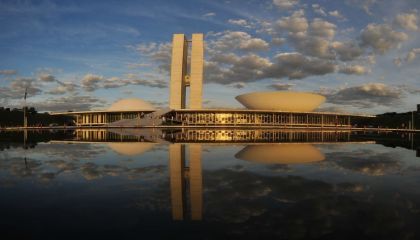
left=52, top=33, right=374, bottom=127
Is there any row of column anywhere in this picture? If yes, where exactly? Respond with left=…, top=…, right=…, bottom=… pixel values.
left=175, top=112, right=352, bottom=126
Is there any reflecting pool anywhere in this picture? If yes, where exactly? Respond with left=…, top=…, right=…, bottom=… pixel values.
left=1, top=129, right=420, bottom=239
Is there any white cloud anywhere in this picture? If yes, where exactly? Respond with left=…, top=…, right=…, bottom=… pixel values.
left=339, top=65, right=369, bottom=75
left=273, top=0, right=299, bottom=10
left=271, top=37, right=286, bottom=45
left=312, top=4, right=327, bottom=16
left=309, top=18, right=336, bottom=39
left=394, top=12, right=418, bottom=31
left=360, top=23, right=408, bottom=54
left=203, top=12, right=216, bottom=17
left=405, top=48, right=420, bottom=62
left=393, top=48, right=420, bottom=66
left=329, top=10, right=346, bottom=20
left=276, top=10, right=308, bottom=33
left=228, top=19, right=252, bottom=28
left=208, top=31, right=269, bottom=52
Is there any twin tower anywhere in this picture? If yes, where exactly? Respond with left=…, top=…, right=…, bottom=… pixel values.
left=169, top=33, right=204, bottom=109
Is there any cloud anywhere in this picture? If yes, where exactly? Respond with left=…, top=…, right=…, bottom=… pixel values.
left=205, top=54, right=272, bottom=84
left=126, top=63, right=151, bottom=69
left=38, top=73, right=56, bottom=82
left=393, top=57, right=403, bottom=67
left=130, top=79, right=167, bottom=88
left=405, top=48, right=420, bottom=62
left=276, top=10, right=308, bottom=33
left=47, top=81, right=78, bottom=95
left=329, top=149, right=401, bottom=176
left=271, top=37, right=286, bottom=45
left=1, top=77, right=43, bottom=99
left=393, top=48, right=420, bottom=66
left=229, top=82, right=246, bottom=89
left=331, top=41, right=363, bottom=61
left=208, top=31, right=269, bottom=52
left=347, top=0, right=377, bottom=15
left=339, top=65, right=369, bottom=75
left=135, top=42, right=172, bottom=73
left=0, top=69, right=17, bottom=75
left=312, top=4, right=327, bottom=17
left=273, top=0, right=299, bottom=10
left=329, top=10, right=346, bottom=20
left=31, top=95, right=106, bottom=111
left=285, top=18, right=337, bottom=59
left=267, top=83, right=294, bottom=90
left=266, top=53, right=337, bottom=79
left=325, top=83, right=402, bottom=108
left=203, top=12, right=216, bottom=17
left=309, top=18, right=336, bottom=39
left=360, top=23, right=408, bottom=54
left=228, top=19, right=252, bottom=28
left=81, top=73, right=104, bottom=91
left=394, top=12, right=418, bottom=31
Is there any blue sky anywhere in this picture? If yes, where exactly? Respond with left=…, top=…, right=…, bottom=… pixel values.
left=0, top=0, right=419, bottom=114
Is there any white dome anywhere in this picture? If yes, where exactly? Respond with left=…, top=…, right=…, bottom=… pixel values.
left=108, top=98, right=155, bottom=111
left=235, top=91, right=325, bottom=112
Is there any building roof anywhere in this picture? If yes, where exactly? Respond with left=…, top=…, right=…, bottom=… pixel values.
left=108, top=98, right=155, bottom=111
left=236, top=91, right=326, bottom=112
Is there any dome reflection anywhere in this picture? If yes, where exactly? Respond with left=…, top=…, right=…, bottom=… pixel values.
left=107, top=142, right=156, bottom=156
left=235, top=144, right=325, bottom=164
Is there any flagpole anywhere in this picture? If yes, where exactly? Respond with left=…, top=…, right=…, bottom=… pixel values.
left=23, top=87, right=27, bottom=128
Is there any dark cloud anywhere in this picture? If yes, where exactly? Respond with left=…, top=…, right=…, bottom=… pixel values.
left=267, top=83, right=294, bottom=90
left=266, top=52, right=337, bottom=79
left=331, top=41, right=364, bottom=61
left=0, top=77, right=42, bottom=100
left=327, top=149, right=401, bottom=176
left=31, top=95, right=107, bottom=111
left=38, top=73, right=56, bottom=82
left=81, top=73, right=103, bottom=92
left=325, top=83, right=402, bottom=108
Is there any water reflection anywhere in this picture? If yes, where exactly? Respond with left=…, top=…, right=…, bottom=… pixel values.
left=235, top=144, right=325, bottom=164
left=169, top=144, right=202, bottom=220
left=1, top=129, right=420, bottom=238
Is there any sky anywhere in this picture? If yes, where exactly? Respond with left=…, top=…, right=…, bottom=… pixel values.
left=0, top=0, right=419, bottom=114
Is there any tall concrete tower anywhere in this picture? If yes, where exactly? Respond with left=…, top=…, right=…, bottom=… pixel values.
left=169, top=33, right=204, bottom=109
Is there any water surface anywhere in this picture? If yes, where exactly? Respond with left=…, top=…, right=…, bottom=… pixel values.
left=1, top=129, right=420, bottom=239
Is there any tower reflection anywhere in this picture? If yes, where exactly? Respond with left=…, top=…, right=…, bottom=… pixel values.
left=169, top=143, right=202, bottom=220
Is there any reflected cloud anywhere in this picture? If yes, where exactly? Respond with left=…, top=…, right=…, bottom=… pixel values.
left=328, top=149, right=401, bottom=176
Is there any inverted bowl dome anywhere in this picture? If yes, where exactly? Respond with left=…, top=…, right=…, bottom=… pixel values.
left=108, top=98, right=155, bottom=111
left=235, top=91, right=325, bottom=112
left=235, top=144, right=325, bottom=164
left=108, top=142, right=156, bottom=156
